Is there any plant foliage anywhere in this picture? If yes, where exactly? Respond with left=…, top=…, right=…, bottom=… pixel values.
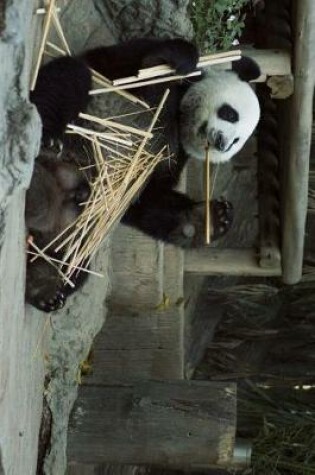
left=188, top=0, right=249, bottom=52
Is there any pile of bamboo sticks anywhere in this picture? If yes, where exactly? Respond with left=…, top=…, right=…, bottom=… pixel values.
left=48, top=89, right=170, bottom=280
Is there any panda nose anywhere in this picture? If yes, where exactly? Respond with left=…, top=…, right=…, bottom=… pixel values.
left=214, top=132, right=226, bottom=152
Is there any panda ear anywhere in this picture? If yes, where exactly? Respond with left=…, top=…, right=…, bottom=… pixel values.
left=232, top=56, right=261, bottom=82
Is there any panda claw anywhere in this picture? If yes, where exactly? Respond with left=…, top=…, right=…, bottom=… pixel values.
left=211, top=198, right=234, bottom=240
left=39, top=300, right=48, bottom=309
left=42, top=137, right=64, bottom=156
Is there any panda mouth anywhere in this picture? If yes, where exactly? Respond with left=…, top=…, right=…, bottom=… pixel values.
left=225, top=141, right=235, bottom=153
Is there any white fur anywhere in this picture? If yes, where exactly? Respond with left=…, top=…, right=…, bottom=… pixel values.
left=180, top=69, right=260, bottom=163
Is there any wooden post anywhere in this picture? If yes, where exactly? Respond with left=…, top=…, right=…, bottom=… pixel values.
left=282, top=0, right=315, bottom=284
left=257, top=87, right=282, bottom=270
left=68, top=381, right=236, bottom=468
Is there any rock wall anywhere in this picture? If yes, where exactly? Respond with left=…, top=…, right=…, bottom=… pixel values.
left=93, top=0, right=194, bottom=42
left=0, top=2, right=112, bottom=474
left=27, top=3, right=113, bottom=475
left=0, top=1, right=43, bottom=474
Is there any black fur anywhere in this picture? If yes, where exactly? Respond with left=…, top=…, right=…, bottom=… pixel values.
left=30, top=56, right=92, bottom=142
left=81, top=38, right=199, bottom=80
left=232, top=56, right=261, bottom=82
left=27, top=38, right=234, bottom=312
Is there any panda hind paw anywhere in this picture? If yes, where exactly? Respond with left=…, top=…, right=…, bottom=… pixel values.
left=36, top=289, right=66, bottom=313
left=170, top=198, right=233, bottom=248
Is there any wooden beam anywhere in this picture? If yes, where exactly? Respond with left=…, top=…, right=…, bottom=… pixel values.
left=68, top=381, right=236, bottom=468
left=244, top=48, right=292, bottom=80
left=282, top=0, right=315, bottom=284
left=221, top=49, right=291, bottom=81
left=184, top=248, right=282, bottom=276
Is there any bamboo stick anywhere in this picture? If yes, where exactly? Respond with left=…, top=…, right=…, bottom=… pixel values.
left=79, top=113, right=153, bottom=139
left=89, top=68, right=150, bottom=109
left=28, top=239, right=75, bottom=287
left=136, top=55, right=242, bottom=82
left=66, top=124, right=133, bottom=146
left=90, top=71, right=201, bottom=95
left=205, top=146, right=211, bottom=245
left=51, top=8, right=71, bottom=55
left=36, top=7, right=60, bottom=14
left=31, top=0, right=56, bottom=90
left=115, top=50, right=242, bottom=85
left=136, top=49, right=242, bottom=78
left=46, top=41, right=67, bottom=55
left=27, top=251, right=104, bottom=278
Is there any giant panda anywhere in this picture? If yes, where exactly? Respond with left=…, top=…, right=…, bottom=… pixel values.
left=26, top=38, right=260, bottom=312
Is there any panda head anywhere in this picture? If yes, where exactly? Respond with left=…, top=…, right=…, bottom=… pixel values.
left=180, top=57, right=261, bottom=163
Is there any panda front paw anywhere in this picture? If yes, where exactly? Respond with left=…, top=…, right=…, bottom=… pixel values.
left=34, top=288, right=67, bottom=313
left=170, top=198, right=233, bottom=248
left=142, top=39, right=198, bottom=75
left=211, top=198, right=234, bottom=240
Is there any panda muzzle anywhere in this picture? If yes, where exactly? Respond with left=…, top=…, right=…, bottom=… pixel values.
left=213, top=131, right=226, bottom=152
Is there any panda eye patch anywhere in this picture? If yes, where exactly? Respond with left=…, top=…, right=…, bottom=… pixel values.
left=217, top=104, right=239, bottom=123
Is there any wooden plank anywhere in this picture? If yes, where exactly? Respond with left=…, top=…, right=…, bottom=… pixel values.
left=282, top=0, right=315, bottom=284
left=243, top=48, right=291, bottom=79
left=184, top=248, right=282, bottom=276
left=68, top=381, right=236, bottom=468
left=85, top=309, right=183, bottom=381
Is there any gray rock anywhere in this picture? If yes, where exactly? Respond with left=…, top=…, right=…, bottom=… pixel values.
left=0, top=1, right=42, bottom=472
